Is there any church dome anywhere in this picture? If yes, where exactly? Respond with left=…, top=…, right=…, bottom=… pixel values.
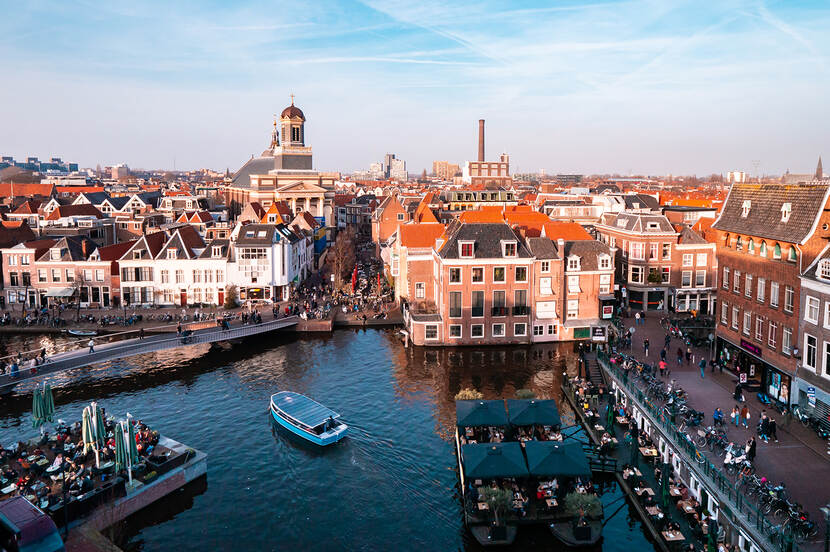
left=281, top=104, right=305, bottom=120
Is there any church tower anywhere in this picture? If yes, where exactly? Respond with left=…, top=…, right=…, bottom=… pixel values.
left=270, top=95, right=313, bottom=170
left=280, top=94, right=306, bottom=147
left=817, top=156, right=823, bottom=180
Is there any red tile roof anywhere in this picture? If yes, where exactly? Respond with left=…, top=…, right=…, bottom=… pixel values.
left=56, top=186, right=105, bottom=195
left=12, top=200, right=41, bottom=214
left=45, top=204, right=105, bottom=220
left=399, top=223, right=445, bottom=248
left=0, top=182, right=55, bottom=198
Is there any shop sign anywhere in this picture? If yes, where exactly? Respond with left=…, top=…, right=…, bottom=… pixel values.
left=740, top=373, right=747, bottom=384
left=602, top=305, right=614, bottom=319
left=740, top=339, right=762, bottom=357
left=807, top=386, right=816, bottom=408
left=592, top=326, right=606, bottom=341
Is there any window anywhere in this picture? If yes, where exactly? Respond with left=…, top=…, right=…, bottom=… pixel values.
left=175, top=270, right=184, bottom=284
left=548, top=324, right=557, bottom=335
left=781, top=203, right=791, bottom=222
left=472, top=267, right=484, bottom=283
left=743, top=311, right=751, bottom=335
left=599, top=274, right=611, bottom=294
left=748, top=240, right=755, bottom=254
left=449, top=291, right=462, bottom=318
left=163, top=289, right=173, bottom=303
left=661, top=267, right=670, bottom=283
left=471, top=291, right=484, bottom=317
left=662, top=243, right=671, bottom=260
left=568, top=275, right=580, bottom=293
left=731, top=306, right=739, bottom=330
left=770, top=281, right=779, bottom=307
left=502, top=242, right=517, bottom=257
left=493, top=267, right=505, bottom=283
left=722, top=267, right=729, bottom=289
left=8, top=273, right=18, bottom=287
left=415, top=282, right=425, bottom=298
left=65, top=270, right=74, bottom=282
left=567, top=256, right=581, bottom=270
left=540, top=277, right=552, bottom=296
left=492, top=323, right=505, bottom=337
left=736, top=236, right=743, bottom=251
left=20, top=255, right=29, bottom=266
left=599, top=255, right=611, bottom=270
left=788, top=247, right=797, bottom=262
left=783, top=327, right=792, bottom=355
left=51, top=249, right=60, bottom=261
left=37, top=269, right=46, bottom=283
left=217, top=270, right=224, bottom=283
left=744, top=274, right=752, bottom=297
left=681, top=271, right=692, bottom=287
left=630, top=243, right=644, bottom=260
left=533, top=325, right=544, bottom=336
left=424, top=325, right=438, bottom=340
left=784, top=286, right=794, bottom=313
left=449, top=268, right=461, bottom=284
left=695, top=253, right=707, bottom=266
left=513, top=323, right=527, bottom=337
left=768, top=321, right=778, bottom=348
left=51, top=269, right=60, bottom=282
left=824, top=342, right=830, bottom=377
left=449, top=325, right=462, bottom=338
left=733, top=270, right=740, bottom=293
left=160, top=270, right=169, bottom=284
left=493, top=291, right=506, bottom=313
left=7, top=256, right=15, bottom=267
left=396, top=213, right=405, bottom=221
left=192, top=270, right=202, bottom=283
left=773, top=243, right=782, bottom=259
left=820, top=260, right=830, bottom=281
left=649, top=243, right=658, bottom=260
left=683, top=254, right=693, bottom=267
left=167, top=249, right=177, bottom=260
left=460, top=242, right=474, bottom=258
left=696, top=270, right=706, bottom=287
left=514, top=289, right=527, bottom=308
left=567, top=300, right=579, bottom=319
left=757, top=277, right=765, bottom=302
left=755, top=316, right=763, bottom=341
left=759, top=241, right=767, bottom=257
left=825, top=302, right=830, bottom=329
left=515, top=266, right=528, bottom=283
left=721, top=301, right=728, bottom=325
left=95, top=269, right=104, bottom=282
left=630, top=266, right=644, bottom=284
left=805, top=334, right=817, bottom=370
left=806, top=296, right=820, bottom=324
left=541, top=261, right=550, bottom=273
left=471, top=324, right=484, bottom=338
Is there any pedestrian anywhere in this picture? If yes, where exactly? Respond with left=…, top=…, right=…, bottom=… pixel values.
left=659, top=360, right=667, bottom=378
left=740, top=405, right=750, bottom=428
left=139, top=327, right=145, bottom=340
left=746, top=436, right=756, bottom=462
left=660, top=348, right=667, bottom=362
left=676, top=347, right=683, bottom=366
left=698, top=357, right=706, bottom=379
left=87, top=339, right=95, bottom=354
left=40, top=348, right=46, bottom=362
left=643, top=338, right=650, bottom=357
left=731, top=405, right=740, bottom=426
left=176, top=322, right=182, bottom=336
left=685, top=347, right=692, bottom=365
left=734, top=382, right=744, bottom=402
left=664, top=333, right=671, bottom=349
left=759, top=411, right=769, bottom=443
left=768, top=417, right=778, bottom=443
left=635, top=311, right=641, bottom=326
left=710, top=358, right=717, bottom=373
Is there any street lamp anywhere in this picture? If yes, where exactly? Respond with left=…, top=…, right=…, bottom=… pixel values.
left=820, top=504, right=830, bottom=552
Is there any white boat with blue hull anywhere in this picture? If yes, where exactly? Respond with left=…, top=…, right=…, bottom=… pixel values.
left=270, top=391, right=348, bottom=446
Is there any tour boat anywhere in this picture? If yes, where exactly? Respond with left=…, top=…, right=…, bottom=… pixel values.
left=67, top=329, right=97, bottom=337
left=269, top=391, right=348, bottom=446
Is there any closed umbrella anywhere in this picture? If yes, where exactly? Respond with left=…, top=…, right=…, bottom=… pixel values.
left=43, top=383, right=55, bottom=424
left=82, top=406, right=94, bottom=456
left=605, top=404, right=614, bottom=431
left=125, top=420, right=138, bottom=484
left=114, top=421, right=126, bottom=473
left=31, top=388, right=44, bottom=428
left=87, top=402, right=107, bottom=468
left=660, top=462, right=671, bottom=509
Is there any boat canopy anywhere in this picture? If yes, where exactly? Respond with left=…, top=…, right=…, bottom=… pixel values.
left=271, top=392, right=339, bottom=429
left=461, top=443, right=528, bottom=479
left=506, top=399, right=560, bottom=428
left=455, top=400, right=508, bottom=428
left=524, top=441, right=591, bottom=478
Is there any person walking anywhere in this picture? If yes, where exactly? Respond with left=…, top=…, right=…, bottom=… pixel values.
left=746, top=436, right=756, bottom=462
left=635, top=311, right=641, bottom=326
left=685, top=347, right=692, bottom=365
left=699, top=357, right=706, bottom=379
left=740, top=405, right=750, bottom=429
left=139, top=327, right=145, bottom=340
left=759, top=411, right=769, bottom=442
left=660, top=347, right=667, bottom=362
left=676, top=347, right=683, bottom=366
left=731, top=405, right=740, bottom=426
left=659, top=359, right=667, bottom=378
left=664, top=332, right=671, bottom=349
left=768, top=417, right=778, bottom=443
left=87, top=339, right=95, bottom=354
left=643, top=338, right=650, bottom=357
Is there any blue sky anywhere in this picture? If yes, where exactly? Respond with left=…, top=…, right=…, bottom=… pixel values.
left=1, top=0, right=828, bottom=176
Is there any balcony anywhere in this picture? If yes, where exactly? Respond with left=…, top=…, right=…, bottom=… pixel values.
left=491, top=306, right=508, bottom=316
left=512, top=306, right=529, bottom=316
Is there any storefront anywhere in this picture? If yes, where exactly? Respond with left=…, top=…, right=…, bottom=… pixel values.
left=716, top=336, right=792, bottom=404
left=675, top=289, right=714, bottom=315
left=627, top=287, right=668, bottom=311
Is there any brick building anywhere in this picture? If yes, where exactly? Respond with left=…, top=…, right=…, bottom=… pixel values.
left=797, top=248, right=830, bottom=423
left=711, top=183, right=830, bottom=407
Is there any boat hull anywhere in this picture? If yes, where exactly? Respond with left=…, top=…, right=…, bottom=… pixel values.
left=270, top=404, right=348, bottom=446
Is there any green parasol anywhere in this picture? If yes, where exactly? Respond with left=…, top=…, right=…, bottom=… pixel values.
left=605, top=404, right=614, bottom=431
left=82, top=406, right=94, bottom=455
left=125, top=420, right=139, bottom=484
left=42, top=383, right=55, bottom=423
left=31, top=388, right=44, bottom=428
left=660, top=462, right=671, bottom=508
left=114, top=421, right=126, bottom=473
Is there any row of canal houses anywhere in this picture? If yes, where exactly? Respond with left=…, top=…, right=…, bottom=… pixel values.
left=0, top=217, right=315, bottom=309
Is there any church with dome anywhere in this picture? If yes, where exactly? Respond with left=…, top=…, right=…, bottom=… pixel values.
left=224, top=97, right=337, bottom=231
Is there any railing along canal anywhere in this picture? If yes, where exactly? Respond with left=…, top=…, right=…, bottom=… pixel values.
left=0, top=316, right=299, bottom=390
left=596, top=350, right=803, bottom=552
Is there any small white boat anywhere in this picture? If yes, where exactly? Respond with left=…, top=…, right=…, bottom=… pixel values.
left=270, top=391, right=348, bottom=446
left=67, top=329, right=97, bottom=337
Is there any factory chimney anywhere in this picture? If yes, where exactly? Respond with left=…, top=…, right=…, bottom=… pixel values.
left=478, top=119, right=485, bottom=162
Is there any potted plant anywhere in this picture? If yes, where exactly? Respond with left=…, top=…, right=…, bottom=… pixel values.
left=480, top=487, right=513, bottom=539
left=455, top=388, right=483, bottom=400
left=563, top=492, right=602, bottom=540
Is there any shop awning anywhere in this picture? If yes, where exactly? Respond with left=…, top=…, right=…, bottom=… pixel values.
left=456, top=400, right=508, bottom=428
left=44, top=287, right=75, bottom=297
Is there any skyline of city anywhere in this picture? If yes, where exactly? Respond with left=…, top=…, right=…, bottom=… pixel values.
left=2, top=1, right=829, bottom=175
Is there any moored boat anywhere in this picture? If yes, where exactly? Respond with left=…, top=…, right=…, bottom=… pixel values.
left=66, top=329, right=97, bottom=337
left=269, top=391, right=347, bottom=446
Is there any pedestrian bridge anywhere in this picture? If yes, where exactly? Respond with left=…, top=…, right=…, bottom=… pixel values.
left=0, top=315, right=299, bottom=393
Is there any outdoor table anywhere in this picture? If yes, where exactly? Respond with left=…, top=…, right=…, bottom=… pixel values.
left=35, top=459, right=49, bottom=468
left=27, top=455, right=37, bottom=462
left=662, top=530, right=685, bottom=542
left=594, top=424, right=605, bottom=431
left=636, top=487, right=655, bottom=496
left=677, top=501, right=696, bottom=514
left=477, top=502, right=489, bottom=511
left=545, top=498, right=558, bottom=508
left=99, top=461, right=115, bottom=472
left=616, top=416, right=629, bottom=424
left=669, top=486, right=682, bottom=497
left=1, top=483, right=16, bottom=495
left=646, top=506, right=661, bottom=516
left=467, top=440, right=477, bottom=445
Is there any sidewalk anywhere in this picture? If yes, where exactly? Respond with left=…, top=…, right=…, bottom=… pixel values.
left=617, top=313, right=830, bottom=544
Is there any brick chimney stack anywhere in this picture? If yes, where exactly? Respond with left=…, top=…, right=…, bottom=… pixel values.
left=478, top=119, right=485, bottom=162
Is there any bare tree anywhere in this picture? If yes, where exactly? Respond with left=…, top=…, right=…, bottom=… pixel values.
left=70, top=271, right=91, bottom=322
left=331, top=227, right=356, bottom=290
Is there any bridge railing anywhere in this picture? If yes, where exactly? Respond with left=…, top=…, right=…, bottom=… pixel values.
left=0, top=316, right=299, bottom=389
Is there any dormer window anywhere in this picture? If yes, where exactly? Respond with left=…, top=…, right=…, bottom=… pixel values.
left=748, top=240, right=755, bottom=254
left=459, top=241, right=474, bottom=258
left=616, top=219, right=627, bottom=228
left=133, top=250, right=142, bottom=260
left=257, top=231, right=267, bottom=238
left=759, top=241, right=767, bottom=257
left=741, top=200, right=751, bottom=218
left=788, top=246, right=797, bottom=262
left=819, top=259, right=830, bottom=281
left=781, top=203, right=792, bottom=222
left=646, top=222, right=660, bottom=230
left=502, top=241, right=517, bottom=257
left=567, top=256, right=581, bottom=271
left=598, top=254, right=611, bottom=270
left=212, top=246, right=222, bottom=258
left=245, top=231, right=255, bottom=238
left=50, top=249, right=60, bottom=261
left=773, top=243, right=782, bottom=259
left=167, top=249, right=177, bottom=260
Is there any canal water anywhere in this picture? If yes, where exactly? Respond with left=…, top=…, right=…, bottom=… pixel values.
left=0, top=329, right=659, bottom=551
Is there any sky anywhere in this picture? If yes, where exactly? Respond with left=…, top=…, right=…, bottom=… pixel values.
left=1, top=0, right=828, bottom=176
